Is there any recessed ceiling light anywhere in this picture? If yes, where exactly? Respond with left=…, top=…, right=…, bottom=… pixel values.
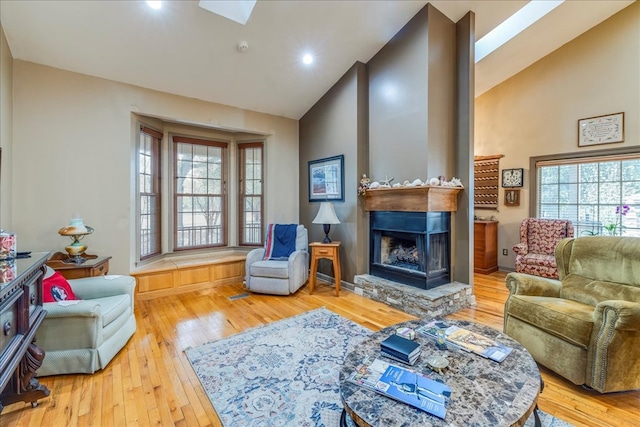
left=146, top=1, right=162, bottom=10
left=302, top=54, right=314, bottom=65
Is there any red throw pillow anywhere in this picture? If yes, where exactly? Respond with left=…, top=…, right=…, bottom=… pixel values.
left=43, top=271, right=78, bottom=302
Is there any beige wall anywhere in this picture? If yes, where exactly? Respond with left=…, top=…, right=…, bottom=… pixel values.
left=475, top=2, right=640, bottom=270
left=11, top=61, right=299, bottom=274
left=0, top=25, right=13, bottom=228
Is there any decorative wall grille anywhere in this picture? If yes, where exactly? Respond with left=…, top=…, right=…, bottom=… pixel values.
left=474, top=155, right=503, bottom=210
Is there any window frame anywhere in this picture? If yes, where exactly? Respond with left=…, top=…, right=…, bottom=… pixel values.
left=137, top=125, right=163, bottom=260
left=172, top=135, right=228, bottom=251
left=238, top=141, right=265, bottom=246
left=530, top=146, right=640, bottom=237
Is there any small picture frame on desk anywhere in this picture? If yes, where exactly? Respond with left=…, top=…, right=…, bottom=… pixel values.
left=504, top=189, right=520, bottom=207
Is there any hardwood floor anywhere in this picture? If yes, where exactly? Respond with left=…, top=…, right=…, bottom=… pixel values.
left=2, top=272, right=639, bottom=426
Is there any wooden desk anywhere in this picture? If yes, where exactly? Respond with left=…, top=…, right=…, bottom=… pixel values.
left=46, top=252, right=111, bottom=280
left=309, top=242, right=341, bottom=296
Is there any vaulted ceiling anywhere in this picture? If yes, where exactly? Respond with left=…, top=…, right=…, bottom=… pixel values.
left=0, top=1, right=633, bottom=120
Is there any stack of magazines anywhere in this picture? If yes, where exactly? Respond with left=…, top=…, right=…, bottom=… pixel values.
left=416, top=320, right=513, bottom=363
left=347, top=356, right=452, bottom=419
left=380, top=334, right=421, bottom=365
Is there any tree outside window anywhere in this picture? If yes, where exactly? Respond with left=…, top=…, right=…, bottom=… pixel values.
left=537, top=156, right=640, bottom=237
left=173, top=137, right=227, bottom=249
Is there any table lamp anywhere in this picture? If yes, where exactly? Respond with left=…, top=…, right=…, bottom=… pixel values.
left=58, top=215, right=94, bottom=264
left=312, top=202, right=340, bottom=243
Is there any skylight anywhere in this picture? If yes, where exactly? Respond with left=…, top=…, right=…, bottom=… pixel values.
left=146, top=1, right=162, bottom=10
left=199, top=0, right=257, bottom=25
left=475, top=0, right=564, bottom=63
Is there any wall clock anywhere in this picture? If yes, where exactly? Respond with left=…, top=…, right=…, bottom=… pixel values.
left=502, top=168, right=524, bottom=188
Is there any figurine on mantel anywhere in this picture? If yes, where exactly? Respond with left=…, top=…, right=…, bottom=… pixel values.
left=380, top=174, right=394, bottom=187
left=440, top=177, right=464, bottom=187
left=362, top=175, right=463, bottom=192
left=367, top=174, right=394, bottom=189
left=358, top=174, right=371, bottom=196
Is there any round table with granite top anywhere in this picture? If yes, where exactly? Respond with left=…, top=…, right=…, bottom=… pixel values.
left=339, top=319, right=542, bottom=427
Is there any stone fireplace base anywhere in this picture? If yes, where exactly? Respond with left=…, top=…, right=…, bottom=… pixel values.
left=352, top=274, right=475, bottom=319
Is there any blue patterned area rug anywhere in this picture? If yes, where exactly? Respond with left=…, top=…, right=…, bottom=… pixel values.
left=525, top=411, right=574, bottom=427
left=185, top=308, right=371, bottom=426
left=185, top=308, right=572, bottom=427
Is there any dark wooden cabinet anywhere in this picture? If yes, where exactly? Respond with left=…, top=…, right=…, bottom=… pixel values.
left=474, top=221, right=498, bottom=274
left=0, top=252, right=50, bottom=412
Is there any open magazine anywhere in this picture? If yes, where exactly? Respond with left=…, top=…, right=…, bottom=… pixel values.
left=416, top=321, right=513, bottom=363
left=347, top=357, right=451, bottom=419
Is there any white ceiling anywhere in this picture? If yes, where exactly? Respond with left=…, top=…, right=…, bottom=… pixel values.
left=0, top=1, right=634, bottom=120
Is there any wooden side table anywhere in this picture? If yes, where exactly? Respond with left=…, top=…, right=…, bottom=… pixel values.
left=46, top=252, right=112, bottom=280
left=309, top=242, right=341, bottom=296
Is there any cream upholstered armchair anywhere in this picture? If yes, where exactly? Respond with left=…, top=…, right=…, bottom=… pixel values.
left=513, top=218, right=574, bottom=279
left=505, top=236, right=640, bottom=393
left=245, top=224, right=309, bottom=295
left=36, top=269, right=137, bottom=376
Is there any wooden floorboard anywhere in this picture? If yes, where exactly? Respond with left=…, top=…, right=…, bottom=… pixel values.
left=2, top=271, right=639, bottom=426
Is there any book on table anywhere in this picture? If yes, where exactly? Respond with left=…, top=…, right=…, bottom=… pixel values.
left=416, top=320, right=513, bottom=363
left=347, top=356, right=451, bottom=419
left=380, top=349, right=420, bottom=366
left=380, top=334, right=421, bottom=365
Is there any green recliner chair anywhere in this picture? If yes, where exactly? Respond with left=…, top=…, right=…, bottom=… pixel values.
left=504, top=236, right=640, bottom=393
left=36, top=271, right=137, bottom=376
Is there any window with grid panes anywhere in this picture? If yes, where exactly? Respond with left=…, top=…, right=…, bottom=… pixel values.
left=239, top=142, right=264, bottom=245
left=138, top=126, right=162, bottom=259
left=173, top=136, right=227, bottom=249
left=536, top=153, right=640, bottom=237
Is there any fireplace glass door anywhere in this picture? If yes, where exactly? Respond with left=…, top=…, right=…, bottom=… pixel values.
left=380, top=233, right=426, bottom=272
left=370, top=211, right=450, bottom=290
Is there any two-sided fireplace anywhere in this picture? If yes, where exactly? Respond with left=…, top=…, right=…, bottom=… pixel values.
left=370, top=211, right=451, bottom=290
left=364, top=185, right=462, bottom=290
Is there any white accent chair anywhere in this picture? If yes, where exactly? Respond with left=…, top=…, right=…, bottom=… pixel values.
left=245, top=225, right=309, bottom=295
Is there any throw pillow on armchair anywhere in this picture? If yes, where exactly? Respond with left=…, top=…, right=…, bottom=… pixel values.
left=43, top=268, right=79, bottom=302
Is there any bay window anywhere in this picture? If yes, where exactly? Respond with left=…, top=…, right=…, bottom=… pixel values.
left=138, top=126, right=162, bottom=260
left=173, top=136, right=227, bottom=250
left=238, top=142, right=264, bottom=246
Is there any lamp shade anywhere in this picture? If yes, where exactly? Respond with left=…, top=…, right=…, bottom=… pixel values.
left=312, top=202, right=340, bottom=225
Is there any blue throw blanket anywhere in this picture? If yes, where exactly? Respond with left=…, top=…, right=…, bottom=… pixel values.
left=264, top=224, right=298, bottom=260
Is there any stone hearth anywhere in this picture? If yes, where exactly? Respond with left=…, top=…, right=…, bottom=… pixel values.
left=352, top=274, right=475, bottom=318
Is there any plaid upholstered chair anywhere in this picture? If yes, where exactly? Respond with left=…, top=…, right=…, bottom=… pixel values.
left=245, top=224, right=309, bottom=295
left=513, top=218, right=574, bottom=279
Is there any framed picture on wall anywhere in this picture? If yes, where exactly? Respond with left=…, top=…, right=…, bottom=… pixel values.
left=502, top=168, right=524, bottom=188
left=504, top=189, right=520, bottom=207
left=578, top=112, right=624, bottom=147
left=308, top=155, right=344, bottom=202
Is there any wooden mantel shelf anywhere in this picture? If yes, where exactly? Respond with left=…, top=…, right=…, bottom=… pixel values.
left=364, top=185, right=463, bottom=212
